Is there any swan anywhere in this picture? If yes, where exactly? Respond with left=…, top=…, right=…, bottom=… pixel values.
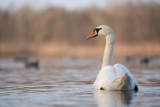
left=87, top=25, right=138, bottom=91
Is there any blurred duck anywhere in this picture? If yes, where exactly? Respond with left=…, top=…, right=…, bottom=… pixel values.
left=140, top=57, right=149, bottom=64
left=25, top=59, right=39, bottom=69
left=87, top=25, right=138, bottom=91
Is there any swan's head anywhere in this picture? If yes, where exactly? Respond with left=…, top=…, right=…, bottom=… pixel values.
left=87, top=25, right=113, bottom=39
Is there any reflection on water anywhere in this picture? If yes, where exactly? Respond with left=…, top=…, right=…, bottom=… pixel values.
left=94, top=90, right=136, bottom=107
left=0, top=57, right=160, bottom=107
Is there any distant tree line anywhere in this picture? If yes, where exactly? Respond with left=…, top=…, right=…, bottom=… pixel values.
left=0, top=2, right=160, bottom=45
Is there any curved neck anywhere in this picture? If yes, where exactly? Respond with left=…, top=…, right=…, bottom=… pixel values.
left=102, top=34, right=115, bottom=68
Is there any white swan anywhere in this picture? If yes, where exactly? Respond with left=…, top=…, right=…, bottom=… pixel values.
left=87, top=25, right=138, bottom=91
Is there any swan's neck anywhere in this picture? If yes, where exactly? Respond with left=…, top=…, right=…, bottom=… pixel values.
left=102, top=34, right=115, bottom=68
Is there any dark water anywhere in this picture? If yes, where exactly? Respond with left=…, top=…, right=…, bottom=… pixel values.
left=0, top=57, right=160, bottom=107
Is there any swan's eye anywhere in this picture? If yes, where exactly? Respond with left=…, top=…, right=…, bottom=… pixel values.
left=94, top=28, right=102, bottom=33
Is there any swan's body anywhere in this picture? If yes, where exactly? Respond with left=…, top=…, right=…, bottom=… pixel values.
left=87, top=25, right=138, bottom=91
left=94, top=64, right=138, bottom=90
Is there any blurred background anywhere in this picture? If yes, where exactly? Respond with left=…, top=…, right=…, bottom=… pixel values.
left=0, top=1, right=160, bottom=107
left=0, top=0, right=160, bottom=57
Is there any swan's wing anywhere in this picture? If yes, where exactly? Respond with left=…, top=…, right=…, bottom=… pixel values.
left=112, top=73, right=132, bottom=90
left=113, top=63, right=138, bottom=89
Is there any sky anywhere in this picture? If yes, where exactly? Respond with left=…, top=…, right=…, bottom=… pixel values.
left=0, top=0, right=159, bottom=11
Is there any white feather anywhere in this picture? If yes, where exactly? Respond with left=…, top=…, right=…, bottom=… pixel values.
left=94, top=64, right=138, bottom=90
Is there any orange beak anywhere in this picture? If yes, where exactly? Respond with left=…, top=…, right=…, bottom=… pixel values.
left=86, top=31, right=98, bottom=40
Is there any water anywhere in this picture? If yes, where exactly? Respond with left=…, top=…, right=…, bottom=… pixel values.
left=0, top=57, right=160, bottom=107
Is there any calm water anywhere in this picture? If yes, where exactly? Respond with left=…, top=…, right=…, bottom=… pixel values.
left=0, top=57, right=160, bottom=107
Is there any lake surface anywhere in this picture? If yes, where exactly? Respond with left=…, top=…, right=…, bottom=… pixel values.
left=0, top=57, right=160, bottom=107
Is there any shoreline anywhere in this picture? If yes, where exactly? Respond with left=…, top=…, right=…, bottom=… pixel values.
left=0, top=43, right=159, bottom=58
